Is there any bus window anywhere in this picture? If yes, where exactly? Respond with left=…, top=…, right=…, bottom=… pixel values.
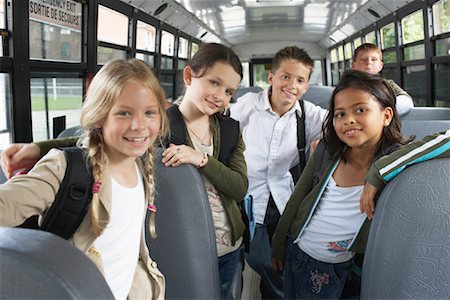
left=0, top=73, right=11, bottom=150
left=97, top=5, right=128, bottom=64
left=29, top=0, right=82, bottom=62
left=30, top=78, right=83, bottom=142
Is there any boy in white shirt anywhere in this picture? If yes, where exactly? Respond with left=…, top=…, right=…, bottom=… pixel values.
left=230, top=46, right=327, bottom=299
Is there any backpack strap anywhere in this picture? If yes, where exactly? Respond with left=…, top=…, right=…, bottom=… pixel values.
left=166, top=105, right=188, bottom=146
left=217, top=115, right=240, bottom=165
left=290, top=100, right=307, bottom=183
left=40, top=147, right=94, bottom=239
left=296, top=99, right=307, bottom=173
left=167, top=105, right=240, bottom=165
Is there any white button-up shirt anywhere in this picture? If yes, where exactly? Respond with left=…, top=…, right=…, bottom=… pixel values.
left=230, top=88, right=327, bottom=224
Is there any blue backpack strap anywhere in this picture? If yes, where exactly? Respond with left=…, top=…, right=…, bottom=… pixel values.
left=40, top=147, right=94, bottom=239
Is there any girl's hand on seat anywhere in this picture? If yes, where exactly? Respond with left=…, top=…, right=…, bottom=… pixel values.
left=161, top=143, right=204, bottom=167
left=360, top=182, right=379, bottom=220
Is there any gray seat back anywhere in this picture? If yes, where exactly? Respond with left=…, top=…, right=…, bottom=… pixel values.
left=361, top=158, right=450, bottom=299
left=233, top=86, right=263, bottom=102
left=401, top=107, right=450, bottom=121
left=57, top=125, right=83, bottom=138
left=301, top=85, right=334, bottom=108
left=0, top=227, right=114, bottom=299
left=147, top=148, right=221, bottom=299
left=401, top=120, right=450, bottom=139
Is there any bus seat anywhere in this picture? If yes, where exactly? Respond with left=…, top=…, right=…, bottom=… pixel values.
left=300, top=85, right=334, bottom=109
left=0, top=227, right=114, bottom=299
left=57, top=125, right=83, bottom=138
left=401, top=120, right=450, bottom=139
left=361, top=158, right=450, bottom=299
left=401, top=107, right=450, bottom=121
left=146, top=148, right=222, bottom=299
left=233, top=86, right=264, bottom=102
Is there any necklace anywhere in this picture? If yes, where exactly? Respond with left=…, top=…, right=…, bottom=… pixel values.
left=186, top=123, right=211, bottom=146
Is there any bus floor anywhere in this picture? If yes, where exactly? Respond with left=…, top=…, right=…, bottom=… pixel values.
left=242, top=260, right=262, bottom=299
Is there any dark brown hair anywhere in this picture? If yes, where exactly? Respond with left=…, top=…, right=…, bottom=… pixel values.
left=187, top=43, right=243, bottom=79
left=323, top=69, right=411, bottom=160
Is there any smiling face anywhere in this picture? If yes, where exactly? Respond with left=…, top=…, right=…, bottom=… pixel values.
left=268, top=59, right=310, bottom=116
left=183, top=61, right=241, bottom=116
left=101, top=81, right=161, bottom=164
left=333, top=87, right=393, bottom=151
left=352, top=49, right=384, bottom=75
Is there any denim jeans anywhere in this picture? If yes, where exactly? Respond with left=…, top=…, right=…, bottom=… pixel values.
left=284, top=240, right=352, bottom=299
left=218, top=247, right=242, bottom=299
left=245, top=224, right=284, bottom=299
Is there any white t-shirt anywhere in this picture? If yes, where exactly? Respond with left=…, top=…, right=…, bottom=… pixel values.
left=93, top=164, right=145, bottom=300
left=297, top=176, right=366, bottom=263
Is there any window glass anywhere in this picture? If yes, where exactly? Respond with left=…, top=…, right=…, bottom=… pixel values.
left=136, top=21, right=156, bottom=52
left=0, top=73, right=11, bottom=149
left=331, top=63, right=339, bottom=86
left=31, top=78, right=83, bottom=141
left=310, top=60, right=323, bottom=86
left=401, top=10, right=424, bottom=44
left=353, top=37, right=362, bottom=49
left=434, top=62, right=450, bottom=107
left=0, top=0, right=4, bottom=56
left=97, top=46, right=126, bottom=65
left=403, top=44, right=425, bottom=61
left=381, top=66, right=399, bottom=84
left=161, top=56, right=173, bottom=70
left=136, top=53, right=155, bottom=68
left=178, top=37, right=189, bottom=59
left=365, top=31, right=376, bottom=44
left=330, top=48, right=337, bottom=63
left=175, top=70, right=184, bottom=99
left=178, top=59, right=186, bottom=70
left=161, top=31, right=174, bottom=56
left=0, top=0, right=4, bottom=28
left=436, top=37, right=450, bottom=56
left=337, top=46, right=344, bottom=61
left=97, top=5, right=128, bottom=46
left=241, top=62, right=250, bottom=88
left=432, top=0, right=450, bottom=35
left=381, top=23, right=395, bottom=49
left=160, top=74, right=174, bottom=100
left=253, top=63, right=271, bottom=89
left=191, top=42, right=199, bottom=57
left=29, top=0, right=82, bottom=62
left=402, top=65, right=426, bottom=106
left=382, top=50, right=397, bottom=63
left=344, top=42, right=352, bottom=60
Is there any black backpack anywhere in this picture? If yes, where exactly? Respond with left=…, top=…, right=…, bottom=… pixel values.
left=20, top=147, right=94, bottom=239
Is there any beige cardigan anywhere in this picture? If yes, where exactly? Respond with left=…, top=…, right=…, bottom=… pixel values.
left=0, top=149, right=165, bottom=299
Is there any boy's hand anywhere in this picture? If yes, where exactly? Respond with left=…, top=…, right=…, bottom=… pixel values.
left=272, top=257, right=284, bottom=274
left=309, top=139, right=320, bottom=155
left=1, top=143, right=41, bottom=179
left=360, top=182, right=379, bottom=220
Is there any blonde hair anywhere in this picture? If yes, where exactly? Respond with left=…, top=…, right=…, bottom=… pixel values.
left=79, top=59, right=169, bottom=237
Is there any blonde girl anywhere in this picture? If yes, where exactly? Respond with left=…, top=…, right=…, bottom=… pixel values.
left=0, top=58, right=168, bottom=299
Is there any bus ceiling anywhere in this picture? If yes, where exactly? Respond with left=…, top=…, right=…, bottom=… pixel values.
left=123, top=0, right=414, bottom=60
